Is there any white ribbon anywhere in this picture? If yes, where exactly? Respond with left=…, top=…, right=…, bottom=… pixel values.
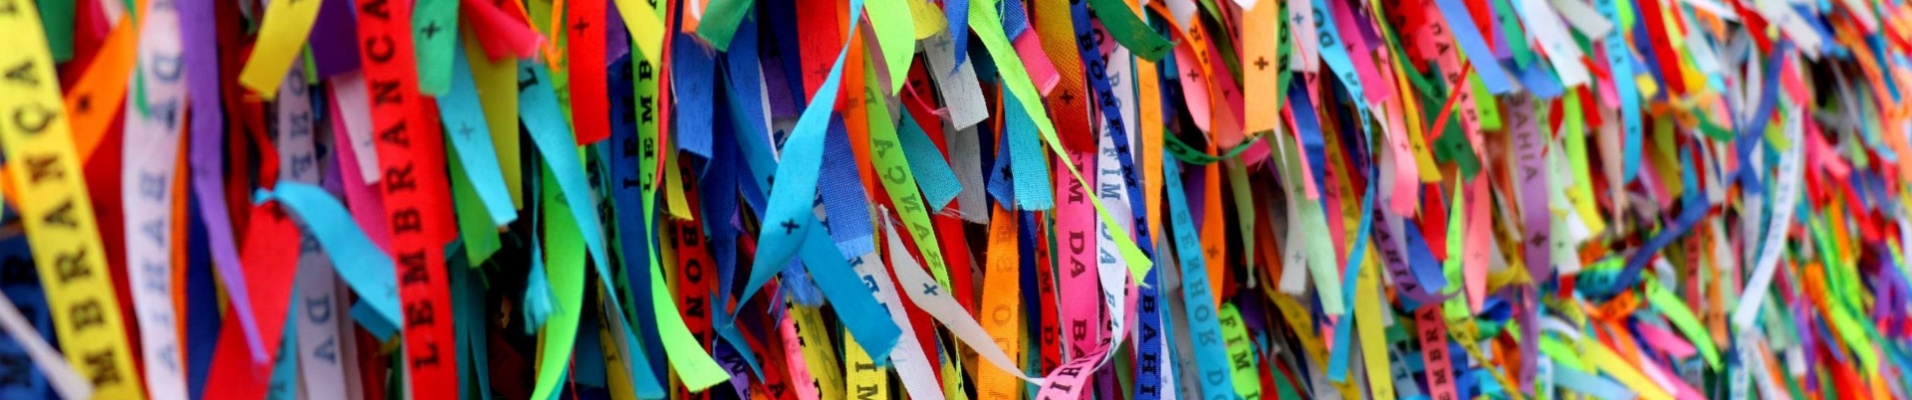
left=121, top=0, right=189, bottom=396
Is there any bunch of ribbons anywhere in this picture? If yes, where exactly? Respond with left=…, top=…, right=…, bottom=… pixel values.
left=0, top=0, right=1907, bottom=396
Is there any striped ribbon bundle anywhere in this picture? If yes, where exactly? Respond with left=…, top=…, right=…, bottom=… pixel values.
left=0, top=0, right=1902, bottom=398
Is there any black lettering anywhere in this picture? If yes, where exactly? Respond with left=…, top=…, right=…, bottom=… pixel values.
left=363, top=35, right=395, bottom=63
left=685, top=297, right=704, bottom=318
left=0, top=353, right=26, bottom=387
left=399, top=251, right=429, bottom=285
left=371, top=79, right=403, bottom=105
left=404, top=301, right=434, bottom=327
left=54, top=248, right=88, bottom=284
left=42, top=199, right=78, bottom=229
left=378, top=120, right=410, bottom=147
left=638, top=95, right=655, bottom=123
left=384, top=163, right=416, bottom=193
left=82, top=350, right=120, bottom=387
left=71, top=299, right=104, bottom=331
left=517, top=65, right=539, bottom=90
left=12, top=103, right=54, bottom=135
left=680, top=224, right=700, bottom=247
left=1057, top=365, right=1083, bottom=377
left=358, top=0, right=390, bottom=21
left=4, top=60, right=35, bottom=86
left=409, top=342, right=441, bottom=369
left=291, top=153, right=316, bottom=179
left=391, top=208, right=423, bottom=235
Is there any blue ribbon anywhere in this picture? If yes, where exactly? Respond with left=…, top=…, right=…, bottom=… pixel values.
left=1432, top=0, right=1516, bottom=94
left=1290, top=83, right=1329, bottom=190
left=438, top=39, right=519, bottom=226
left=606, top=53, right=673, bottom=386
left=0, top=238, right=51, bottom=399
left=745, top=0, right=869, bottom=306
left=1068, top=0, right=1156, bottom=261
left=819, top=117, right=876, bottom=257
left=795, top=216, right=902, bottom=358
left=674, top=31, right=718, bottom=159
left=518, top=61, right=615, bottom=297
left=897, top=112, right=964, bottom=212
left=1162, top=153, right=1237, bottom=396
left=987, top=122, right=1017, bottom=205
left=1004, top=93, right=1053, bottom=209
left=256, top=182, right=403, bottom=330
left=186, top=193, right=221, bottom=399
